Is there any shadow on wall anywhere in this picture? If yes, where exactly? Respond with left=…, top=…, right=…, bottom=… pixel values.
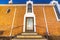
left=48, top=36, right=60, bottom=40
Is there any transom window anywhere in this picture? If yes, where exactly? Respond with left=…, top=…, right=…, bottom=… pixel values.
left=27, top=3, right=32, bottom=13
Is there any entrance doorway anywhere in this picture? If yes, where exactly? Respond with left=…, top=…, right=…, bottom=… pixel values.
left=25, top=17, right=34, bottom=32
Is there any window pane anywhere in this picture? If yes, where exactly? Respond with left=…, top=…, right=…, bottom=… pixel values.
left=27, top=18, right=33, bottom=30
left=54, top=5, right=60, bottom=19
left=28, top=3, right=32, bottom=13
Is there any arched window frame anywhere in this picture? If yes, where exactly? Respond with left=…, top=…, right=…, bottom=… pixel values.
left=27, top=3, right=32, bottom=13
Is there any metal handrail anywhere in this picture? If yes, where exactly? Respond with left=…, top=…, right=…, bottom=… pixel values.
left=13, top=25, right=23, bottom=29
left=36, top=25, right=49, bottom=39
left=10, top=25, right=49, bottom=39
left=13, top=25, right=45, bottom=29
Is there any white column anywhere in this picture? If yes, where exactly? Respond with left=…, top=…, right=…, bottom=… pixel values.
left=10, top=7, right=16, bottom=36
left=43, top=7, right=49, bottom=35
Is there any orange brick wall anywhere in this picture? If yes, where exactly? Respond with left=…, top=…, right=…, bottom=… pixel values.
left=0, top=6, right=15, bottom=36
left=0, top=5, right=60, bottom=36
left=12, top=6, right=26, bottom=36
left=44, top=6, right=60, bottom=36
left=34, top=6, right=46, bottom=35
left=0, top=6, right=26, bottom=36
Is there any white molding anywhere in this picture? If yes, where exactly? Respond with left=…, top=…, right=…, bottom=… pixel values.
left=0, top=4, right=26, bottom=6
left=50, top=0, right=60, bottom=21
left=43, top=7, right=49, bottom=35
left=53, top=5, right=60, bottom=21
left=26, top=0, right=33, bottom=13
left=9, top=0, right=13, bottom=4
left=23, top=13, right=36, bottom=32
left=50, top=1, right=58, bottom=4
left=23, top=0, right=36, bottom=32
left=51, top=0, right=60, bottom=21
left=10, top=7, right=16, bottom=36
left=0, top=4, right=54, bottom=6
left=34, top=4, right=54, bottom=6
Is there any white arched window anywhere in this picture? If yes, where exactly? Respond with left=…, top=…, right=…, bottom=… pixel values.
left=27, top=3, right=32, bottom=13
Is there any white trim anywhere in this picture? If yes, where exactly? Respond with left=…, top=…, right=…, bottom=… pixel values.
left=0, top=4, right=26, bottom=6
left=26, top=0, right=33, bottom=13
left=23, top=14, right=36, bottom=32
left=53, top=5, right=60, bottom=21
left=23, top=0, right=36, bottom=32
left=50, top=0, right=60, bottom=21
left=50, top=1, right=58, bottom=4
left=34, top=4, right=54, bottom=6
left=43, top=7, right=49, bottom=35
left=10, top=7, right=16, bottom=36
left=0, top=4, right=54, bottom=6
left=9, top=0, right=13, bottom=4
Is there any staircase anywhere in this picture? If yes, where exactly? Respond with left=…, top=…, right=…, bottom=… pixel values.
left=12, top=32, right=47, bottom=40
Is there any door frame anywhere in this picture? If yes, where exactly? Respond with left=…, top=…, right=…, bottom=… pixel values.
left=25, top=17, right=34, bottom=32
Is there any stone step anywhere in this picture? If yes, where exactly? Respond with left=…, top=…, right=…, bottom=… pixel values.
left=12, top=33, right=47, bottom=40
left=17, top=35, right=43, bottom=39
left=21, top=32, right=37, bottom=35
left=12, top=39, right=47, bottom=40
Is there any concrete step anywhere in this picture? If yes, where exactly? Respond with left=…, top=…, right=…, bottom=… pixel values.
left=12, top=39, right=47, bottom=40
left=17, top=35, right=43, bottom=39
left=12, top=33, right=47, bottom=40
left=16, top=32, right=45, bottom=39
left=21, top=32, right=37, bottom=36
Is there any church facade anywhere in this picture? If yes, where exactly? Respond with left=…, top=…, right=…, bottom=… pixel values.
left=0, top=0, right=60, bottom=37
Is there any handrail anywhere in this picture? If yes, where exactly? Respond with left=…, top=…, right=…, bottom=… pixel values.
left=36, top=25, right=46, bottom=28
left=10, top=25, right=49, bottom=37
left=13, top=25, right=23, bottom=29
left=12, top=25, right=45, bottom=29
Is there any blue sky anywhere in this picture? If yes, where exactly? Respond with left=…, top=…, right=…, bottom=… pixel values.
left=0, top=0, right=60, bottom=4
